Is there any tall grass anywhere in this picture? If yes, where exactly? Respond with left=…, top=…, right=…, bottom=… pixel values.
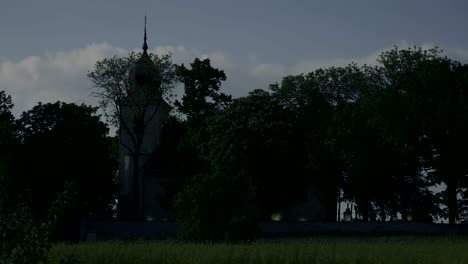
left=46, top=236, right=468, bottom=264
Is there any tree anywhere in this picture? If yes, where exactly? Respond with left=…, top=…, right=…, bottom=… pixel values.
left=183, top=89, right=309, bottom=220
left=173, top=88, right=306, bottom=240
left=373, top=46, right=467, bottom=223
left=269, top=74, right=341, bottom=221
left=168, top=58, right=234, bottom=191
left=0, top=90, right=14, bottom=176
left=267, top=56, right=446, bottom=223
left=0, top=91, right=16, bottom=167
left=0, top=180, right=78, bottom=264
left=329, top=54, right=442, bottom=222
left=17, top=101, right=116, bottom=240
left=151, top=116, right=202, bottom=218
left=0, top=91, right=15, bottom=145
left=88, top=51, right=176, bottom=220
left=0, top=90, right=20, bottom=208
left=89, top=52, right=176, bottom=127
left=174, top=171, right=257, bottom=243
left=175, top=58, right=232, bottom=123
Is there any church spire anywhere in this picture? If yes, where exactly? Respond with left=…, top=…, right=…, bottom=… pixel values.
left=142, top=15, right=148, bottom=53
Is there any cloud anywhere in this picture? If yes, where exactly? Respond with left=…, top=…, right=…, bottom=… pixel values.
left=249, top=64, right=287, bottom=82
left=0, top=43, right=253, bottom=119
left=289, top=41, right=413, bottom=75
left=0, top=43, right=130, bottom=117
left=268, top=41, right=468, bottom=82
left=46, top=43, right=128, bottom=75
left=1, top=41, right=468, bottom=120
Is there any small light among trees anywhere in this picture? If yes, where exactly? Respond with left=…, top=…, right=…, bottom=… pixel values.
left=343, top=208, right=352, bottom=222
left=271, top=212, right=282, bottom=221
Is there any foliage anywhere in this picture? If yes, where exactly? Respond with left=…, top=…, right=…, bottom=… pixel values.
left=0, top=91, right=15, bottom=145
left=152, top=116, right=201, bottom=217
left=269, top=73, right=344, bottom=220
left=15, top=101, right=116, bottom=241
left=366, top=46, right=468, bottom=222
left=0, top=204, right=50, bottom=264
left=175, top=58, right=232, bottom=123
left=85, top=45, right=468, bottom=227
left=88, top=51, right=176, bottom=127
left=171, top=47, right=466, bottom=223
left=166, top=59, right=241, bottom=224
left=200, top=89, right=307, bottom=217
left=0, top=91, right=19, bottom=207
left=174, top=171, right=258, bottom=243
left=0, top=97, right=76, bottom=264
left=175, top=88, right=321, bottom=220
left=261, top=47, right=467, bottom=223
left=0, top=180, right=77, bottom=264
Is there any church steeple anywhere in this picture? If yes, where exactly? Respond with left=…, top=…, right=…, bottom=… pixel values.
left=142, top=16, right=148, bottom=53
left=131, top=15, right=160, bottom=89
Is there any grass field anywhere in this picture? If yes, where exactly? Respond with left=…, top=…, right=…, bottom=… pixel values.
left=46, top=236, right=468, bottom=264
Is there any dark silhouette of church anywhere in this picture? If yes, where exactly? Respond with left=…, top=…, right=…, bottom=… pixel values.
left=117, top=17, right=172, bottom=221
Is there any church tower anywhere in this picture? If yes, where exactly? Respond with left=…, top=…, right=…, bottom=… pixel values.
left=118, top=17, right=171, bottom=221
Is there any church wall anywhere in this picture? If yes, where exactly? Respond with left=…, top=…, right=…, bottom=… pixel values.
left=118, top=99, right=171, bottom=220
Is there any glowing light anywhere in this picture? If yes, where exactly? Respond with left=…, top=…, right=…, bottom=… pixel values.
left=271, top=213, right=282, bottom=221
left=406, top=214, right=413, bottom=222
left=343, top=212, right=352, bottom=222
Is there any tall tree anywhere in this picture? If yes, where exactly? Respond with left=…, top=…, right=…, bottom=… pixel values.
left=18, top=102, right=116, bottom=239
left=175, top=58, right=232, bottom=123
left=0, top=90, right=18, bottom=205
left=374, top=46, right=467, bottom=223
left=187, top=89, right=307, bottom=219
left=0, top=91, right=15, bottom=145
left=269, top=73, right=340, bottom=221
left=339, top=46, right=468, bottom=223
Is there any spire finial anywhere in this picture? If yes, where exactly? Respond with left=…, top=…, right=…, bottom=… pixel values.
left=142, top=15, right=148, bottom=53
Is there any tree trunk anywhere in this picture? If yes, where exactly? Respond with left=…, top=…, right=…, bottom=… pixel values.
left=132, top=153, right=141, bottom=221
left=447, top=175, right=459, bottom=224
left=365, top=201, right=372, bottom=222
left=337, top=188, right=341, bottom=222
left=379, top=202, right=386, bottom=222
left=359, top=200, right=369, bottom=222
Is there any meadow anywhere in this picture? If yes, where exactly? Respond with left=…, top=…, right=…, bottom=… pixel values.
left=46, top=236, right=468, bottom=264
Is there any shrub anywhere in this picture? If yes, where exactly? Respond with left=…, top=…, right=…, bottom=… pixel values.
left=0, top=204, right=51, bottom=264
left=0, top=180, right=78, bottom=264
left=174, top=172, right=258, bottom=243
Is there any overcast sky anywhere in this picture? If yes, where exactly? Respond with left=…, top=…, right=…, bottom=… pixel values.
left=1, top=0, right=468, bottom=117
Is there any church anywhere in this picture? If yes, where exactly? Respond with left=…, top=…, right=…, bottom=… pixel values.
left=117, top=18, right=172, bottom=222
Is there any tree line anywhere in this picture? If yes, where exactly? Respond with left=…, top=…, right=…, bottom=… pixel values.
left=1, top=46, right=468, bottom=245
left=161, top=47, right=468, bottom=229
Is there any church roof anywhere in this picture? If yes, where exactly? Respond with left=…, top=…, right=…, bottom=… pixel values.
left=134, top=16, right=155, bottom=86
left=129, top=16, right=162, bottom=99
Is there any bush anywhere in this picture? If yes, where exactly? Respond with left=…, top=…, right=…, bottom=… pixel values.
left=0, top=180, right=78, bottom=264
left=0, top=204, right=51, bottom=264
left=174, top=172, right=258, bottom=243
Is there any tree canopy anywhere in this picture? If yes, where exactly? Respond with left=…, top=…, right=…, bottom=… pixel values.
left=17, top=102, right=116, bottom=222
left=170, top=47, right=468, bottom=227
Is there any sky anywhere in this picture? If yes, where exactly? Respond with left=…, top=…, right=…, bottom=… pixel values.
left=2, top=0, right=468, bottom=118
